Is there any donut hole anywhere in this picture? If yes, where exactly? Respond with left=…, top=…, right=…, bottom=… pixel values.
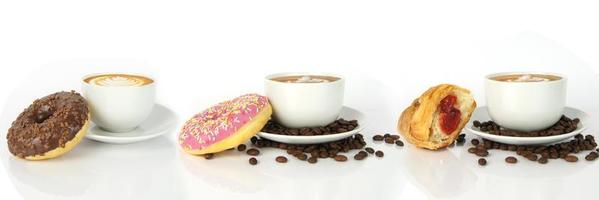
left=31, top=105, right=54, bottom=124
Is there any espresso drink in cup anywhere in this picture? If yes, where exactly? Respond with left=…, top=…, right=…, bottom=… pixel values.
left=84, top=74, right=154, bottom=86
left=270, top=75, right=341, bottom=83
left=83, top=73, right=156, bottom=132
left=485, top=72, right=566, bottom=132
left=489, top=74, right=561, bottom=82
left=265, top=73, right=344, bottom=128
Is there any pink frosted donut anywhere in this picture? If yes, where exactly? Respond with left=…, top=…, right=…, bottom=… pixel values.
left=179, top=94, right=272, bottom=155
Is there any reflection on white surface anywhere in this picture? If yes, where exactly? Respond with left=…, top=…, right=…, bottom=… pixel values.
left=403, top=146, right=476, bottom=199
left=180, top=150, right=269, bottom=193
left=8, top=151, right=94, bottom=198
left=178, top=141, right=409, bottom=200
left=7, top=137, right=185, bottom=200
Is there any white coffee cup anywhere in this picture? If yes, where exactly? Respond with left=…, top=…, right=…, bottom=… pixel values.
left=265, top=73, right=345, bottom=128
left=82, top=73, right=156, bottom=132
left=485, top=72, right=567, bottom=132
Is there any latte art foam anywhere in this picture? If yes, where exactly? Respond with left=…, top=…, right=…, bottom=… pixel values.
left=490, top=74, right=561, bottom=82
left=270, top=75, right=340, bottom=83
left=95, top=76, right=144, bottom=86
left=85, top=74, right=153, bottom=87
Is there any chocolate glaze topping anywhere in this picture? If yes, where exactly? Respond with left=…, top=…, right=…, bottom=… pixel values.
left=7, top=91, right=89, bottom=158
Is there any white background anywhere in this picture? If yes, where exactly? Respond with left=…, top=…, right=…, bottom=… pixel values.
left=2, top=0, right=599, bottom=199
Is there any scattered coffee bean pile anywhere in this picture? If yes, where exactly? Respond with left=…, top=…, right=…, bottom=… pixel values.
left=473, top=115, right=579, bottom=137
left=467, top=134, right=598, bottom=165
left=244, top=133, right=389, bottom=164
left=198, top=119, right=405, bottom=165
left=372, top=133, right=406, bottom=147
left=261, top=118, right=358, bottom=136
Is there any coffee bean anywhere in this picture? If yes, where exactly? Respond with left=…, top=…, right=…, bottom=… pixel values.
left=365, top=147, right=375, bottom=154
left=319, top=151, right=329, bottom=158
left=538, top=157, right=548, bottom=164
left=519, top=150, right=532, bottom=156
left=307, top=156, right=318, bottom=164
left=278, top=143, right=288, bottom=149
left=483, top=140, right=492, bottom=149
left=276, top=156, right=288, bottom=163
left=384, top=137, right=395, bottom=144
left=527, top=154, right=538, bottom=161
left=395, top=140, right=404, bottom=147
left=384, top=133, right=391, bottom=138
left=467, top=147, right=477, bottom=153
left=476, top=144, right=486, bottom=150
left=375, top=150, right=384, bottom=157
left=203, top=153, right=214, bottom=160
left=505, top=156, right=517, bottom=164
left=478, top=158, right=487, bottom=166
left=334, top=155, right=348, bottom=162
left=353, top=153, right=365, bottom=160
left=585, top=152, right=599, bottom=161
left=246, top=148, right=260, bottom=156
left=473, top=120, right=482, bottom=127
left=237, top=144, right=247, bottom=151
left=564, top=155, right=578, bottom=162
left=471, top=139, right=480, bottom=145
left=390, top=135, right=400, bottom=140
left=249, top=157, right=258, bottom=165
left=475, top=149, right=489, bottom=157
left=297, top=153, right=308, bottom=161
left=492, top=143, right=500, bottom=149
left=373, top=135, right=384, bottom=141
left=286, top=149, right=302, bottom=155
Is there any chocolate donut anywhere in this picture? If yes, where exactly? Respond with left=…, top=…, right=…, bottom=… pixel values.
left=7, top=91, right=90, bottom=160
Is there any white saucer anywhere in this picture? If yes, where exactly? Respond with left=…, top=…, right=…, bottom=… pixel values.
left=86, top=104, right=178, bottom=144
left=466, top=106, right=588, bottom=145
left=257, top=106, right=366, bottom=144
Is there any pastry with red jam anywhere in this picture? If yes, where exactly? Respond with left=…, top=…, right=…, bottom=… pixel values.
left=398, top=84, right=476, bottom=150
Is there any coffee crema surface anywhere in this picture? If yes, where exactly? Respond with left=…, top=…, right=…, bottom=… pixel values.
left=490, top=74, right=561, bottom=82
left=271, top=75, right=340, bottom=83
left=85, top=74, right=153, bottom=86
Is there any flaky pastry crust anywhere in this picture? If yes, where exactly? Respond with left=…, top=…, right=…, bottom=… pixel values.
left=398, top=84, right=476, bottom=150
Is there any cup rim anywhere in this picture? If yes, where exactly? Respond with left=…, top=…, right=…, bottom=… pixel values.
left=264, top=72, right=345, bottom=85
left=82, top=72, right=155, bottom=88
left=485, top=71, right=567, bottom=84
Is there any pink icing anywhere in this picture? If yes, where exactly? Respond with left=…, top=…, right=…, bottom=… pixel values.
left=179, top=94, right=269, bottom=151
